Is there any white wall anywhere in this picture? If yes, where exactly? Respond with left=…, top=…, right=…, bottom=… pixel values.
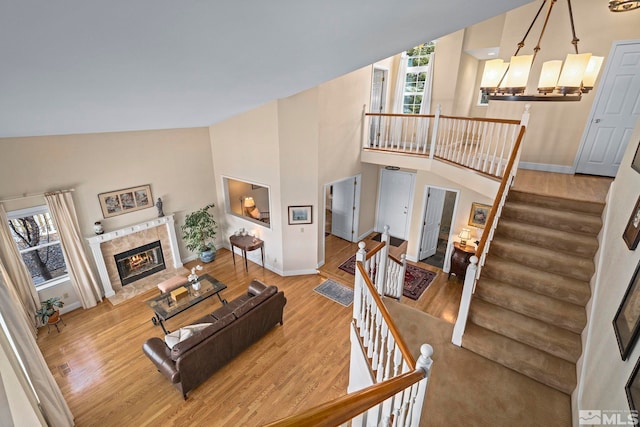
left=576, top=117, right=640, bottom=417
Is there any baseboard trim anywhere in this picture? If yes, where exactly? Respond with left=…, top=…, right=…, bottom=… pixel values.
left=518, top=162, right=575, bottom=174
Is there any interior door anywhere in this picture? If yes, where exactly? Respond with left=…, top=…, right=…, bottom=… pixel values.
left=419, top=187, right=446, bottom=259
left=576, top=41, right=640, bottom=177
left=331, top=177, right=356, bottom=241
left=376, top=169, right=415, bottom=240
left=370, top=68, right=387, bottom=146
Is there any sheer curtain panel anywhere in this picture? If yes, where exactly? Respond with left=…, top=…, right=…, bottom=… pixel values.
left=45, top=191, right=102, bottom=308
left=0, top=203, right=39, bottom=335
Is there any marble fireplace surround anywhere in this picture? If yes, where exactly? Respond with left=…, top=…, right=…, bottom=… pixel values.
left=87, top=215, right=183, bottom=298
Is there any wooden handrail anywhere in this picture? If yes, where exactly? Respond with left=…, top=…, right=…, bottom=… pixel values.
left=365, top=112, right=435, bottom=119
left=365, top=111, right=520, bottom=125
left=388, top=254, right=403, bottom=265
left=475, top=125, right=527, bottom=258
left=365, top=241, right=385, bottom=261
left=263, top=370, right=425, bottom=427
left=356, top=261, right=415, bottom=369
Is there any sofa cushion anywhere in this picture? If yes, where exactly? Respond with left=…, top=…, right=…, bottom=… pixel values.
left=170, top=314, right=235, bottom=361
left=164, top=323, right=212, bottom=349
left=233, top=285, right=277, bottom=318
left=211, top=294, right=251, bottom=320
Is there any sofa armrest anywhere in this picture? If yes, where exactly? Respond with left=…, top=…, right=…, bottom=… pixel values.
left=142, top=337, right=180, bottom=384
left=248, top=279, right=270, bottom=296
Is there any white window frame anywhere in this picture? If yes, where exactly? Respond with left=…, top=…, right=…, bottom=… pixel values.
left=6, top=205, right=69, bottom=290
left=394, top=42, right=435, bottom=115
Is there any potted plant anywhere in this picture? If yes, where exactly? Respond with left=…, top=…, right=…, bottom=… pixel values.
left=36, top=297, right=64, bottom=325
left=182, top=203, right=218, bottom=263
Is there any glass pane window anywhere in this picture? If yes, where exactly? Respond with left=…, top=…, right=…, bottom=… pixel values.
left=7, top=207, right=68, bottom=288
left=400, top=42, right=434, bottom=114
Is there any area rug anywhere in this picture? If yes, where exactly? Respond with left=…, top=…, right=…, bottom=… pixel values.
left=338, top=255, right=437, bottom=301
left=371, top=232, right=406, bottom=247
left=314, top=279, right=354, bottom=307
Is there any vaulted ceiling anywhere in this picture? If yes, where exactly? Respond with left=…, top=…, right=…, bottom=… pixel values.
left=0, top=1, right=531, bottom=137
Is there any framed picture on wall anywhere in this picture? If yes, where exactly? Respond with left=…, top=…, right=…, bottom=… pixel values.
left=632, top=141, right=640, bottom=174
left=623, top=195, right=640, bottom=251
left=98, top=184, right=153, bottom=218
left=613, top=260, right=640, bottom=361
left=468, top=202, right=491, bottom=228
left=288, top=205, right=312, bottom=225
left=626, top=355, right=640, bottom=413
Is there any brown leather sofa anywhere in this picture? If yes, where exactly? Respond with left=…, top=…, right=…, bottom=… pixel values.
left=142, top=279, right=286, bottom=399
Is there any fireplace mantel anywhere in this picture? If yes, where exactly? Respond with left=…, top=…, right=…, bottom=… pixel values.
left=87, top=215, right=182, bottom=297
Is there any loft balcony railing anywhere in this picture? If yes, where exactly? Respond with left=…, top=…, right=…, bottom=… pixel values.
left=364, top=105, right=529, bottom=180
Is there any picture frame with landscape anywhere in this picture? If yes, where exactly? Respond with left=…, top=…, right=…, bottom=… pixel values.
left=98, top=184, right=153, bottom=218
left=288, top=205, right=312, bottom=225
left=623, top=195, right=640, bottom=251
left=613, top=260, right=640, bottom=361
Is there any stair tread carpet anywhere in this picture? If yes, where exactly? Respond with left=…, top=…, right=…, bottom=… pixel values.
left=490, top=239, right=594, bottom=282
left=475, top=277, right=586, bottom=333
left=508, top=190, right=605, bottom=215
left=469, top=299, right=582, bottom=363
left=502, top=202, right=602, bottom=235
left=483, top=256, right=591, bottom=305
left=462, top=323, right=576, bottom=394
left=496, top=219, right=598, bottom=257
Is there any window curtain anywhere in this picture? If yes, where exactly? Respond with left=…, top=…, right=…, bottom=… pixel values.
left=0, top=274, right=74, bottom=426
left=0, top=203, right=39, bottom=336
left=44, top=191, right=102, bottom=308
left=419, top=52, right=435, bottom=114
left=392, top=52, right=408, bottom=114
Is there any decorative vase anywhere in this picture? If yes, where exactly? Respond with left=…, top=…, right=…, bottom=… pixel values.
left=192, top=281, right=201, bottom=291
left=93, top=221, right=104, bottom=235
left=199, top=247, right=216, bottom=263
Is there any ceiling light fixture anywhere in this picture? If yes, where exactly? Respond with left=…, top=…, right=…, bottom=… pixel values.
left=609, top=0, right=640, bottom=11
left=480, top=0, right=604, bottom=102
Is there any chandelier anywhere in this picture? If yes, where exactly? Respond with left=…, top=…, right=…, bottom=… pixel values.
left=609, top=0, right=640, bottom=11
left=480, top=0, right=604, bottom=102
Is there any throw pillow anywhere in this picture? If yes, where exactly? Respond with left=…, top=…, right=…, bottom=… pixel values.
left=164, top=323, right=212, bottom=349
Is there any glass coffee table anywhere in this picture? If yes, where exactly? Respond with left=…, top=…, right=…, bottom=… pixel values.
left=146, top=274, right=228, bottom=334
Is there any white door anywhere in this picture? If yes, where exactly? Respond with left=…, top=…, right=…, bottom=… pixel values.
left=576, top=40, right=640, bottom=177
left=331, top=177, right=356, bottom=242
left=419, top=187, right=446, bottom=259
left=376, top=169, right=415, bottom=240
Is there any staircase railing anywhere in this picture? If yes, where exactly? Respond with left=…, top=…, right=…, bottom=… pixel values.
left=265, top=254, right=434, bottom=427
left=451, top=106, right=530, bottom=346
left=359, top=225, right=407, bottom=299
left=364, top=105, right=524, bottom=180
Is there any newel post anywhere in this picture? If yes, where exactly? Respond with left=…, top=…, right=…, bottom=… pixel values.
left=353, top=242, right=367, bottom=323
left=452, top=256, right=478, bottom=346
left=520, top=104, right=531, bottom=128
left=429, top=104, right=441, bottom=159
left=377, top=225, right=390, bottom=295
left=411, top=344, right=434, bottom=426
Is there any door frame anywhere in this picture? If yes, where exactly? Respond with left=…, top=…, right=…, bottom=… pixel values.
left=573, top=39, right=640, bottom=174
left=371, top=65, right=389, bottom=114
left=375, top=168, right=415, bottom=240
left=416, top=185, right=460, bottom=268
left=319, top=174, right=361, bottom=268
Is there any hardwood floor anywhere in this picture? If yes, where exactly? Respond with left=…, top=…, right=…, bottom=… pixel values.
left=34, top=170, right=612, bottom=426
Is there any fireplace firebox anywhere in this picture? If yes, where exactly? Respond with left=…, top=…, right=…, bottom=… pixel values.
left=114, top=240, right=166, bottom=286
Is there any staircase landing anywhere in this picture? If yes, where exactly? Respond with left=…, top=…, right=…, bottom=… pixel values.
left=513, top=169, right=612, bottom=204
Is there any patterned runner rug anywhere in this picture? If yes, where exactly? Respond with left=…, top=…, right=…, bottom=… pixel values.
left=338, top=255, right=437, bottom=300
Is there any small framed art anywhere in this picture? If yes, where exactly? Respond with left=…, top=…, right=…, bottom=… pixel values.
left=288, top=205, right=312, bottom=225
left=632, top=141, right=640, bottom=174
left=98, top=184, right=153, bottom=218
left=614, top=260, right=640, bottom=361
left=468, top=202, right=491, bottom=228
left=624, top=196, right=640, bottom=251
left=626, top=355, right=640, bottom=413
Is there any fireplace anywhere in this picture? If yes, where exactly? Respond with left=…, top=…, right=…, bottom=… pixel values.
left=114, top=240, right=166, bottom=286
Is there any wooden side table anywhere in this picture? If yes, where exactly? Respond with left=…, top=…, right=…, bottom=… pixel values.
left=230, top=235, right=265, bottom=272
left=449, top=242, right=476, bottom=281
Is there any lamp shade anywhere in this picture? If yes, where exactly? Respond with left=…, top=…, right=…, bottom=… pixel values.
left=459, top=228, right=472, bottom=246
left=557, top=53, right=592, bottom=92
left=582, top=56, right=604, bottom=89
left=501, top=55, right=533, bottom=93
left=481, top=59, right=509, bottom=90
left=244, top=197, right=255, bottom=208
left=538, top=60, right=563, bottom=93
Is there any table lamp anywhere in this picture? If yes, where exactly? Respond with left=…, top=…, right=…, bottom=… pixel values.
left=459, top=228, right=472, bottom=247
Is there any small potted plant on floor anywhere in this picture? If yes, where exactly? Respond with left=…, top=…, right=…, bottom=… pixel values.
left=36, top=297, right=64, bottom=325
left=182, top=203, right=218, bottom=263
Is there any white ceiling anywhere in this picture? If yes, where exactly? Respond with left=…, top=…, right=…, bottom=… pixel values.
left=0, top=1, right=530, bottom=138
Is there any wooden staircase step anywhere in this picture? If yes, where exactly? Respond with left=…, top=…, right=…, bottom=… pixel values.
left=508, top=190, right=605, bottom=215
left=469, top=299, right=582, bottom=363
left=483, top=256, right=591, bottom=306
left=496, top=219, right=598, bottom=258
left=489, top=239, right=594, bottom=282
left=502, top=202, right=602, bottom=235
left=462, top=323, right=577, bottom=394
left=475, top=278, right=586, bottom=334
